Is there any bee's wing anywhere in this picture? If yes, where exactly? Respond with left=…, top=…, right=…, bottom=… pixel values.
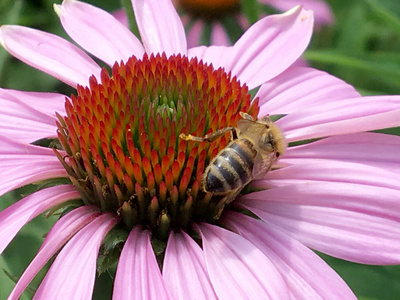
left=252, top=152, right=276, bottom=179
left=236, top=118, right=255, bottom=134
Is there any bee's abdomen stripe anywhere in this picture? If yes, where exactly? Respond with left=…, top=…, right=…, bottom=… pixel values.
left=204, top=138, right=257, bottom=193
left=214, top=154, right=242, bottom=189
left=205, top=164, right=232, bottom=192
left=228, top=139, right=256, bottom=170
left=219, top=149, right=250, bottom=187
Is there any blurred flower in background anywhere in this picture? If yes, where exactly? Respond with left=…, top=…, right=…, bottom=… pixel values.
left=176, top=0, right=334, bottom=46
left=1, top=0, right=400, bottom=299
left=116, top=0, right=333, bottom=46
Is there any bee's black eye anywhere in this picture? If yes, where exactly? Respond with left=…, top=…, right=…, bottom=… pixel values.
left=259, top=133, right=275, bottom=152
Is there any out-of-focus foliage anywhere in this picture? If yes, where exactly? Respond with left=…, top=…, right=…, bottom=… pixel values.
left=0, top=0, right=399, bottom=299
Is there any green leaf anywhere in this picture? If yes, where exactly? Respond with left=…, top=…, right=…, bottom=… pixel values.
left=240, top=0, right=261, bottom=25
left=363, top=0, right=400, bottom=34
left=304, top=50, right=400, bottom=90
left=319, top=253, right=400, bottom=299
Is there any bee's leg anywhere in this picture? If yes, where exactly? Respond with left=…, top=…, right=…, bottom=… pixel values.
left=213, top=187, right=242, bottom=219
left=180, top=127, right=237, bottom=143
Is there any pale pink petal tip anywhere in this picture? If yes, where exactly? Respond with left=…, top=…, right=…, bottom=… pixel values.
left=55, top=1, right=144, bottom=66
left=227, top=6, right=314, bottom=90
left=260, top=0, right=334, bottom=25
left=0, top=25, right=101, bottom=88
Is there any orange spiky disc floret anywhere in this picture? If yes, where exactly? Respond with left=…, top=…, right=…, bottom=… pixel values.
left=56, top=53, right=259, bottom=239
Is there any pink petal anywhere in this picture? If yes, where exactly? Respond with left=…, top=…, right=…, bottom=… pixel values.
left=0, top=89, right=62, bottom=143
left=227, top=6, right=314, bottom=90
left=113, top=9, right=129, bottom=28
left=222, top=212, right=356, bottom=299
left=0, top=136, right=68, bottom=196
left=0, top=185, right=79, bottom=255
left=257, top=67, right=360, bottom=115
left=238, top=182, right=400, bottom=264
left=163, top=231, right=217, bottom=300
left=187, top=45, right=232, bottom=71
left=0, top=25, right=101, bottom=88
left=196, top=223, right=289, bottom=299
left=258, top=161, right=400, bottom=191
left=210, top=22, right=231, bottom=46
left=113, top=227, right=171, bottom=300
left=186, top=20, right=203, bottom=49
left=55, top=1, right=144, bottom=66
left=283, top=132, right=400, bottom=173
left=8, top=206, right=100, bottom=300
left=34, top=213, right=117, bottom=299
left=3, top=88, right=66, bottom=117
left=278, top=96, right=400, bottom=142
left=132, top=0, right=186, bottom=56
left=260, top=0, right=334, bottom=25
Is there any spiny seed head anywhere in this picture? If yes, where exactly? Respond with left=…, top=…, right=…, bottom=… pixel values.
left=56, top=53, right=259, bottom=240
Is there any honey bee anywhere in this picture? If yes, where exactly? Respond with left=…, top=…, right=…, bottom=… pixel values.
left=180, top=112, right=287, bottom=204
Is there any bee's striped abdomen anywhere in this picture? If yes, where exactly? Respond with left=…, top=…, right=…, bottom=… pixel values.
left=204, top=138, right=257, bottom=193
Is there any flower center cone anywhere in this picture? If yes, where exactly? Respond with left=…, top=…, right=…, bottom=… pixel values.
left=55, top=53, right=259, bottom=240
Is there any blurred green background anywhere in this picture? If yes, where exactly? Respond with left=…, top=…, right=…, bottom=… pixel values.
left=0, top=0, right=400, bottom=299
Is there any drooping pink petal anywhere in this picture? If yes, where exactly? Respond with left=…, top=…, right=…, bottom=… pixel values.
left=2, top=88, right=67, bottom=117
left=260, top=0, right=334, bottom=25
left=0, top=25, right=101, bottom=88
left=163, top=231, right=217, bottom=300
left=34, top=213, right=117, bottom=299
left=238, top=182, right=400, bottom=264
left=278, top=96, right=400, bottom=142
left=0, top=136, right=68, bottom=197
left=282, top=132, right=400, bottom=173
left=0, top=89, right=62, bottom=142
left=8, top=206, right=100, bottom=300
left=226, top=6, right=314, bottom=90
left=196, top=223, right=289, bottom=299
left=257, top=161, right=400, bottom=191
left=222, top=212, right=356, bottom=299
left=0, top=185, right=79, bottom=255
left=132, top=0, right=187, bottom=56
left=186, top=19, right=203, bottom=49
left=257, top=67, right=360, bottom=116
left=210, top=22, right=231, bottom=46
left=55, top=0, right=144, bottom=66
left=113, top=226, right=171, bottom=300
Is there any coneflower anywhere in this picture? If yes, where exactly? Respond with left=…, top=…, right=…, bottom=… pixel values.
left=1, top=1, right=399, bottom=299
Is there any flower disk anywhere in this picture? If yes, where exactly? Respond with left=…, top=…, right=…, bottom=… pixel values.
left=56, top=53, right=259, bottom=239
